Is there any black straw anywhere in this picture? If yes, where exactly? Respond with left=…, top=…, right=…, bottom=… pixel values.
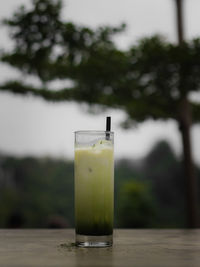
left=106, top=116, right=111, bottom=140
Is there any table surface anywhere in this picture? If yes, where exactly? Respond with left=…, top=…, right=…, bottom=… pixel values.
left=1, top=229, right=200, bottom=266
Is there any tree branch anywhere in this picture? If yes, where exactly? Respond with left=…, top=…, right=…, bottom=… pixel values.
left=0, top=80, right=75, bottom=102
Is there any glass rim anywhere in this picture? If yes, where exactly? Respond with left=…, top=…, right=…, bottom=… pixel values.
left=75, top=130, right=114, bottom=135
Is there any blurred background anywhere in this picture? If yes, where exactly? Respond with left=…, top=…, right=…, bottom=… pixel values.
left=0, top=0, right=200, bottom=228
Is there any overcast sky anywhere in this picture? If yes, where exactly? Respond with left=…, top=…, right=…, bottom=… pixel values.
left=0, top=0, right=200, bottom=164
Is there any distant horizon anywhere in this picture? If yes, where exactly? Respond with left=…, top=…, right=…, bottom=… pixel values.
left=1, top=137, right=199, bottom=169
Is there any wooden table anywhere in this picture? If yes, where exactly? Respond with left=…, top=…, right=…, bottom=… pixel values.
left=1, top=229, right=200, bottom=266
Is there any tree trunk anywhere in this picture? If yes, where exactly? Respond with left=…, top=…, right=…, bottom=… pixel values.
left=175, top=0, right=184, bottom=43
left=178, top=97, right=199, bottom=227
left=175, top=0, right=199, bottom=228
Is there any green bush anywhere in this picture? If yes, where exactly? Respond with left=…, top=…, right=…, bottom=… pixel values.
left=118, top=181, right=156, bottom=228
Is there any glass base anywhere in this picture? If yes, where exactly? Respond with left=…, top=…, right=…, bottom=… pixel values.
left=76, top=234, right=113, bottom=248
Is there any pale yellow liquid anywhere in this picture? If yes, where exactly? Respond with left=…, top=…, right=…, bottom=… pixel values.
left=75, top=142, right=114, bottom=235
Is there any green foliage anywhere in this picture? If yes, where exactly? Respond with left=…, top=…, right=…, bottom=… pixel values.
left=0, top=156, right=74, bottom=227
left=1, top=0, right=125, bottom=83
left=2, top=0, right=63, bottom=82
left=143, top=141, right=186, bottom=227
left=0, top=0, right=200, bottom=123
left=0, top=188, right=20, bottom=226
left=118, top=181, right=156, bottom=228
left=0, top=140, right=197, bottom=228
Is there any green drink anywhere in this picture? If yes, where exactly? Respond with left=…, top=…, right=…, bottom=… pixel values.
left=74, top=131, right=114, bottom=247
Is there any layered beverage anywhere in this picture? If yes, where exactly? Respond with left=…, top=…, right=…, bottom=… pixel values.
left=74, top=131, right=114, bottom=247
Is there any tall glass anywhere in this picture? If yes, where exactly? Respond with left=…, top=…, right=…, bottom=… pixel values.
left=74, top=131, right=114, bottom=247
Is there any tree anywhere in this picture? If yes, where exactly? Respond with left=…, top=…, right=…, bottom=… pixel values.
left=174, top=0, right=199, bottom=227
left=0, top=0, right=200, bottom=227
left=143, top=140, right=185, bottom=227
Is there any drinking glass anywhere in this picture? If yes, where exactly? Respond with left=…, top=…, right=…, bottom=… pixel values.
left=74, top=131, right=114, bottom=247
